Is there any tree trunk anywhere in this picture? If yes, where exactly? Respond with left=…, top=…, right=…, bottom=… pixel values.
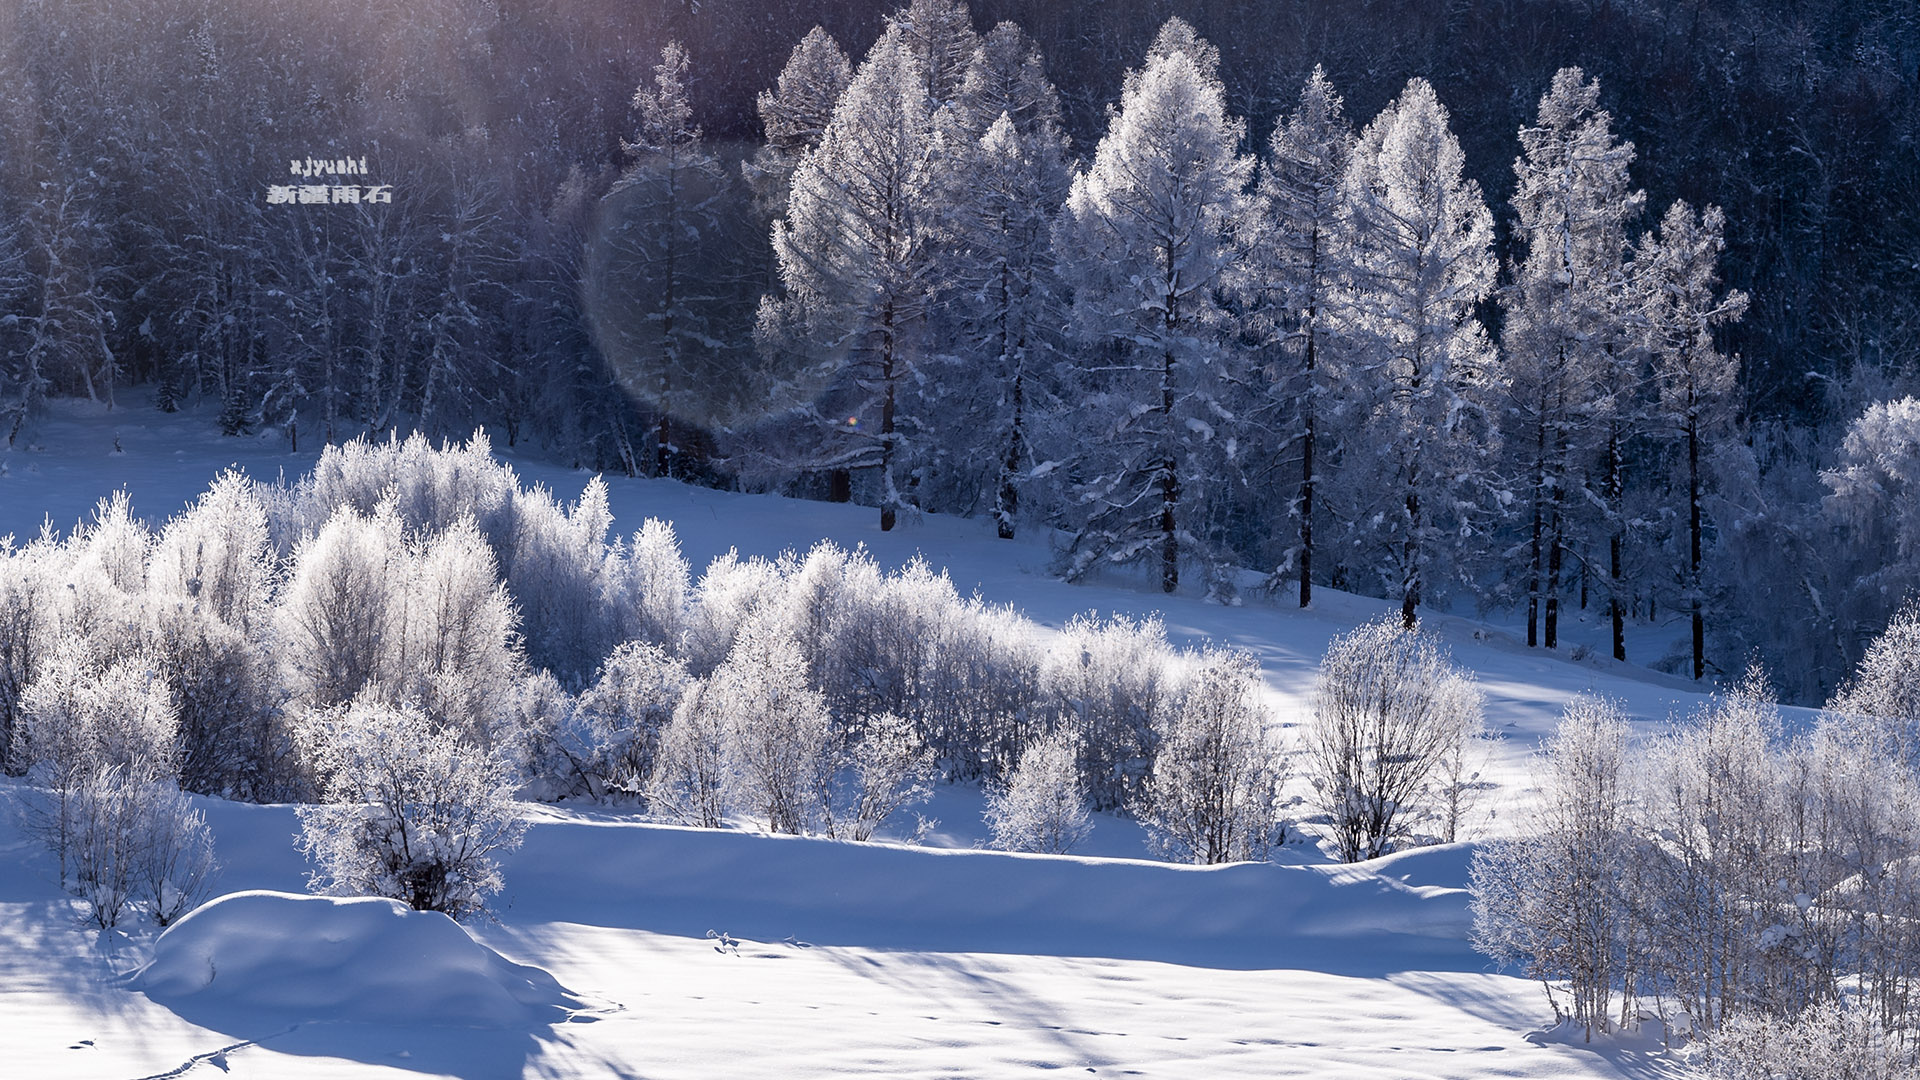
left=1401, top=486, right=1421, bottom=629
left=1545, top=513, right=1564, bottom=649
left=997, top=367, right=1023, bottom=540
left=1528, top=417, right=1545, bottom=648
left=1608, top=423, right=1626, bottom=662
left=1689, top=411, right=1704, bottom=680
left=1298, top=260, right=1322, bottom=608
left=880, top=303, right=898, bottom=533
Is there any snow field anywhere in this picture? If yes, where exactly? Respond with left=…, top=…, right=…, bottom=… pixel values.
left=0, top=401, right=1733, bottom=1077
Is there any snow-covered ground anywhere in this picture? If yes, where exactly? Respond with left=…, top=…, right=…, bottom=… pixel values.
left=0, top=401, right=1721, bottom=1078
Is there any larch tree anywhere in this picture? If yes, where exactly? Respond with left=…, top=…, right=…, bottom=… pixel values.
left=744, top=27, right=854, bottom=224
left=1333, top=78, right=1501, bottom=628
left=885, top=0, right=980, bottom=112
left=1640, top=200, right=1748, bottom=681
left=1244, top=65, right=1354, bottom=607
left=1052, top=17, right=1254, bottom=595
left=587, top=42, right=737, bottom=480
left=770, top=30, right=938, bottom=531
left=924, top=21, right=1071, bottom=537
left=1503, top=68, right=1644, bottom=654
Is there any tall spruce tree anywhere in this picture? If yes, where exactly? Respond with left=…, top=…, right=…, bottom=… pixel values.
left=922, top=22, right=1071, bottom=537
left=744, top=28, right=853, bottom=225
left=588, top=42, right=736, bottom=479
left=770, top=31, right=938, bottom=531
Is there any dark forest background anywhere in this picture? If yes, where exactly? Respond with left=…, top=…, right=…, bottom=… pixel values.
left=0, top=0, right=1916, bottom=699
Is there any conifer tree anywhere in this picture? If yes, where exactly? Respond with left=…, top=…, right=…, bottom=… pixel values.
left=923, top=22, right=1070, bottom=537
left=588, top=42, right=737, bottom=479
left=744, top=27, right=853, bottom=224
left=1504, top=68, right=1643, bottom=652
left=1333, top=78, right=1501, bottom=627
left=1640, top=200, right=1748, bottom=680
left=1052, top=18, right=1254, bottom=594
left=1245, top=66, right=1354, bottom=606
left=770, top=31, right=938, bottom=531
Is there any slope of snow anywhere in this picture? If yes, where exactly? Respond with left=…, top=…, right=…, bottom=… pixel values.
left=132, top=891, right=583, bottom=1028
left=0, top=399, right=1776, bottom=830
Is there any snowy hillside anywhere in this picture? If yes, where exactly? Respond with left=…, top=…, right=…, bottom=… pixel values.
left=0, top=402, right=1740, bottom=1078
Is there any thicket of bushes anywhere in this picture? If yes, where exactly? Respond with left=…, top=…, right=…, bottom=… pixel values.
left=11, top=436, right=1502, bottom=918
left=1472, top=626, right=1920, bottom=1069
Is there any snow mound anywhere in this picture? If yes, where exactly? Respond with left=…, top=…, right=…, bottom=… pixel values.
left=133, top=890, right=580, bottom=1028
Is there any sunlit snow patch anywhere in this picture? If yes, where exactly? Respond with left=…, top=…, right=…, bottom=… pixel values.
left=132, top=890, right=583, bottom=1028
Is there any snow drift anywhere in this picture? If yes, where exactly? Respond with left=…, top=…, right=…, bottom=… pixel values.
left=502, top=815, right=1477, bottom=971
left=132, top=890, right=581, bottom=1028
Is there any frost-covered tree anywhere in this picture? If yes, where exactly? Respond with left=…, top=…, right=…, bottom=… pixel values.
left=836, top=710, right=933, bottom=841
left=886, top=0, right=980, bottom=111
left=296, top=699, right=526, bottom=921
left=1052, top=18, right=1254, bottom=595
left=1243, top=66, right=1353, bottom=607
left=1471, top=696, right=1637, bottom=1040
left=1332, top=79, right=1501, bottom=627
left=1639, top=200, right=1748, bottom=680
left=1140, top=650, right=1286, bottom=864
left=588, top=42, right=739, bottom=480
left=275, top=503, right=408, bottom=712
left=921, top=24, right=1070, bottom=536
left=1825, top=602, right=1920, bottom=775
left=566, top=641, right=689, bottom=800
left=769, top=31, right=938, bottom=531
left=602, top=517, right=691, bottom=652
left=1304, top=616, right=1484, bottom=861
left=0, top=148, right=35, bottom=440
left=744, top=28, right=854, bottom=222
left=401, top=518, right=523, bottom=743
left=1502, top=68, right=1643, bottom=652
left=14, top=639, right=213, bottom=927
left=0, top=530, right=70, bottom=774
left=711, top=618, right=836, bottom=834
left=1632, top=667, right=1783, bottom=1031
left=1699, top=999, right=1920, bottom=1080
left=1821, top=397, right=1920, bottom=627
left=147, top=469, right=273, bottom=633
left=645, top=676, right=733, bottom=829
left=984, top=728, right=1092, bottom=854
left=1043, top=613, right=1180, bottom=810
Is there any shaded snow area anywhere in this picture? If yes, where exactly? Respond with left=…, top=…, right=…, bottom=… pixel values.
left=1, top=798, right=1671, bottom=1079
left=0, top=404, right=1712, bottom=1078
left=132, top=891, right=584, bottom=1028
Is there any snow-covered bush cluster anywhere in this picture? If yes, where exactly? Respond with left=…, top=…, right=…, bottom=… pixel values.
left=1473, top=620, right=1920, bottom=1057
left=3, top=433, right=1318, bottom=913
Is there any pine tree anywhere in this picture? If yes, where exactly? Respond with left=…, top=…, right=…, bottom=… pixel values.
left=1333, top=78, right=1501, bottom=628
left=1504, top=68, right=1643, bottom=652
left=1245, top=66, right=1354, bottom=606
left=770, top=31, right=938, bottom=531
left=1640, top=200, right=1748, bottom=680
left=1052, top=18, right=1254, bottom=594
